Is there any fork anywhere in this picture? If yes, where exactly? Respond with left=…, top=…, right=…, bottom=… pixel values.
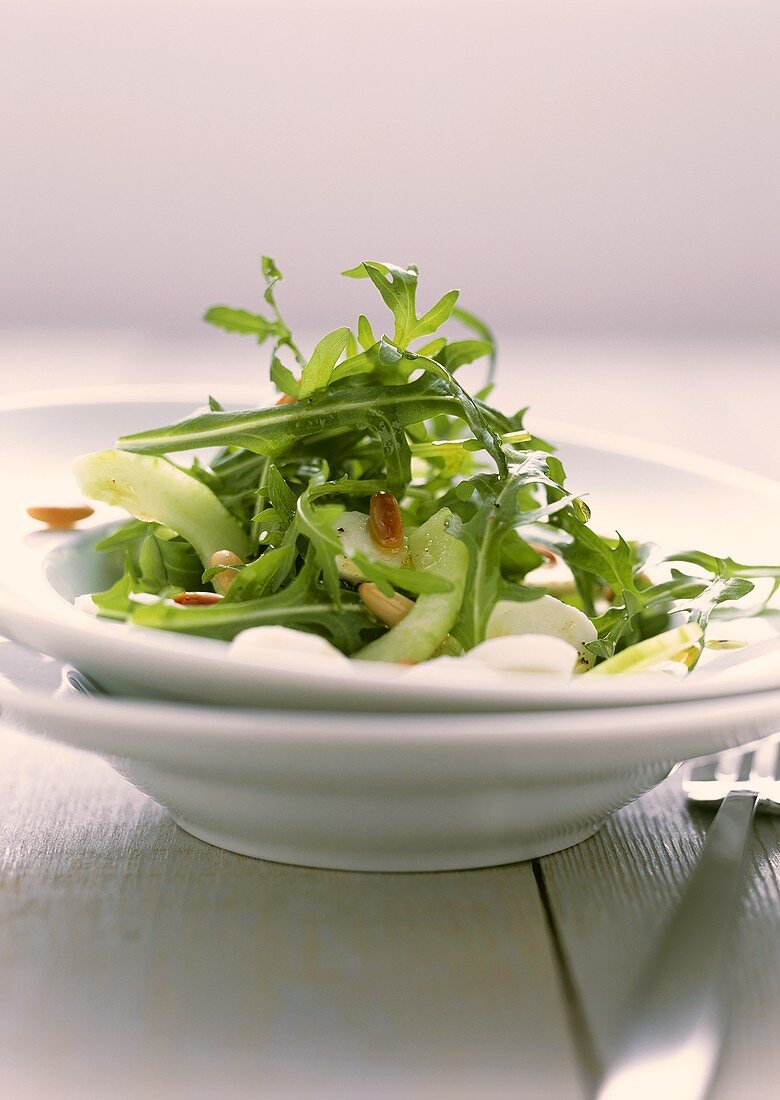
left=595, top=734, right=780, bottom=1100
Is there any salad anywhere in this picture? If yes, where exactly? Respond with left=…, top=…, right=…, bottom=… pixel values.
left=71, top=259, right=780, bottom=679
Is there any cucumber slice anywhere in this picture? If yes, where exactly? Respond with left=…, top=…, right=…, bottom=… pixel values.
left=587, top=623, right=703, bottom=676
left=354, top=509, right=467, bottom=664
left=74, top=449, right=249, bottom=567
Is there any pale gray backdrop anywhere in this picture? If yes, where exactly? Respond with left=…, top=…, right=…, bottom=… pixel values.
left=1, top=0, right=779, bottom=346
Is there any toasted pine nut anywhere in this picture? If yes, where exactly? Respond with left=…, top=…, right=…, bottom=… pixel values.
left=529, top=541, right=557, bottom=566
left=275, top=393, right=297, bottom=406
left=369, top=491, right=405, bottom=551
left=27, top=505, right=94, bottom=530
left=358, top=582, right=414, bottom=627
left=210, top=549, right=244, bottom=594
left=174, top=591, right=225, bottom=606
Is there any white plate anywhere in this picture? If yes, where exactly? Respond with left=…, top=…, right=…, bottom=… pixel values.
left=2, top=635, right=780, bottom=871
left=1, top=386, right=780, bottom=713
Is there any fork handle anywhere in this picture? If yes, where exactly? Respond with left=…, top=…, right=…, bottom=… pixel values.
left=595, top=788, right=759, bottom=1100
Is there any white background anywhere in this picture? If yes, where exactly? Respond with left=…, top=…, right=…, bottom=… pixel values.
left=1, top=0, right=779, bottom=347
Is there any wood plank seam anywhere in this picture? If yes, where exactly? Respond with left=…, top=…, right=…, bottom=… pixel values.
left=532, top=858, right=601, bottom=1094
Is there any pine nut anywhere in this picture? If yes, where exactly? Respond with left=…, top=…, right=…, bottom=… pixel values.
left=173, top=591, right=225, bottom=606
left=210, top=549, right=244, bottom=594
left=369, top=491, right=405, bottom=551
left=358, top=582, right=414, bottom=627
left=529, top=541, right=558, bottom=566
left=27, top=505, right=94, bottom=529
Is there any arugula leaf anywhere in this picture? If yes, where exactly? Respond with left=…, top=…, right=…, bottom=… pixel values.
left=342, top=262, right=458, bottom=348
left=261, top=255, right=283, bottom=303
left=415, top=353, right=509, bottom=477
left=202, top=306, right=281, bottom=343
left=413, top=289, right=459, bottom=341
left=270, top=355, right=300, bottom=398
left=132, top=560, right=379, bottom=652
left=357, top=314, right=375, bottom=350
left=298, top=327, right=350, bottom=398
left=223, top=546, right=293, bottom=603
left=665, top=551, right=780, bottom=581
left=118, top=376, right=460, bottom=462
left=96, top=520, right=203, bottom=592
left=94, top=519, right=149, bottom=553
left=436, top=339, right=494, bottom=373
left=451, top=305, right=497, bottom=383
left=448, top=452, right=575, bottom=649
left=559, top=523, right=640, bottom=599
left=90, top=566, right=138, bottom=620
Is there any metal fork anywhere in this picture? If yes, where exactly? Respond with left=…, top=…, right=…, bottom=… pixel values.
left=595, top=734, right=780, bottom=1100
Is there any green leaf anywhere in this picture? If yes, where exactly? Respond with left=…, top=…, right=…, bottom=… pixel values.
left=94, top=519, right=149, bottom=554
left=341, top=263, right=372, bottom=279
left=357, top=314, right=375, bottom=350
left=224, top=546, right=293, bottom=603
left=139, top=530, right=166, bottom=588
left=436, top=339, right=493, bottom=373
left=203, top=306, right=280, bottom=344
left=343, top=262, right=459, bottom=348
left=665, top=551, right=780, bottom=581
left=448, top=452, right=578, bottom=649
left=413, top=289, right=459, bottom=341
left=131, top=565, right=378, bottom=653
left=452, top=305, right=497, bottom=383
left=91, top=565, right=137, bottom=620
left=266, top=464, right=298, bottom=531
left=558, top=521, right=640, bottom=597
left=118, top=376, right=460, bottom=460
left=270, top=355, right=299, bottom=398
left=414, top=337, right=447, bottom=358
left=362, top=262, right=419, bottom=346
left=261, top=256, right=283, bottom=304
left=415, top=353, right=509, bottom=477
left=298, top=327, right=350, bottom=398
left=95, top=520, right=203, bottom=592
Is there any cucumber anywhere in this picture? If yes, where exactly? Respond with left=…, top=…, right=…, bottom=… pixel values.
left=587, top=623, right=703, bottom=676
left=354, top=509, right=467, bottom=663
left=74, top=449, right=249, bottom=567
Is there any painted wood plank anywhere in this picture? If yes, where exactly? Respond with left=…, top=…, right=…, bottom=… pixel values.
left=539, top=770, right=780, bottom=1098
left=0, top=724, right=584, bottom=1100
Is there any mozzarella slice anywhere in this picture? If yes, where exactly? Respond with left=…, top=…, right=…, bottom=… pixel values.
left=469, top=634, right=578, bottom=675
left=487, top=594, right=597, bottom=662
left=230, top=625, right=352, bottom=665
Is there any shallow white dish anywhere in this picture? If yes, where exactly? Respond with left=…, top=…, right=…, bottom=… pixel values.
left=1, top=386, right=780, bottom=713
left=2, top=636, right=780, bottom=871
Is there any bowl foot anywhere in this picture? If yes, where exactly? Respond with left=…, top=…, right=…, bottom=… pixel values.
left=171, top=814, right=608, bottom=873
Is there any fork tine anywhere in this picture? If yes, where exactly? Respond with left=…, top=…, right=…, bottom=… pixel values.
left=683, top=736, right=780, bottom=812
left=750, top=739, right=780, bottom=786
left=714, top=750, right=744, bottom=783
left=688, top=759, right=719, bottom=782
left=736, top=750, right=755, bottom=782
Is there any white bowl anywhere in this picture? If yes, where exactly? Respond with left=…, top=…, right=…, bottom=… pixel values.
left=1, top=387, right=780, bottom=713
left=2, top=639, right=780, bottom=871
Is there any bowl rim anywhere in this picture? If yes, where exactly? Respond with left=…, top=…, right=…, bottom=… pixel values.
left=4, top=664, right=780, bottom=752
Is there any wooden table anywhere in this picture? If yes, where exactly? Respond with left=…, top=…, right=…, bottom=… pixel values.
left=1, top=338, right=779, bottom=1098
